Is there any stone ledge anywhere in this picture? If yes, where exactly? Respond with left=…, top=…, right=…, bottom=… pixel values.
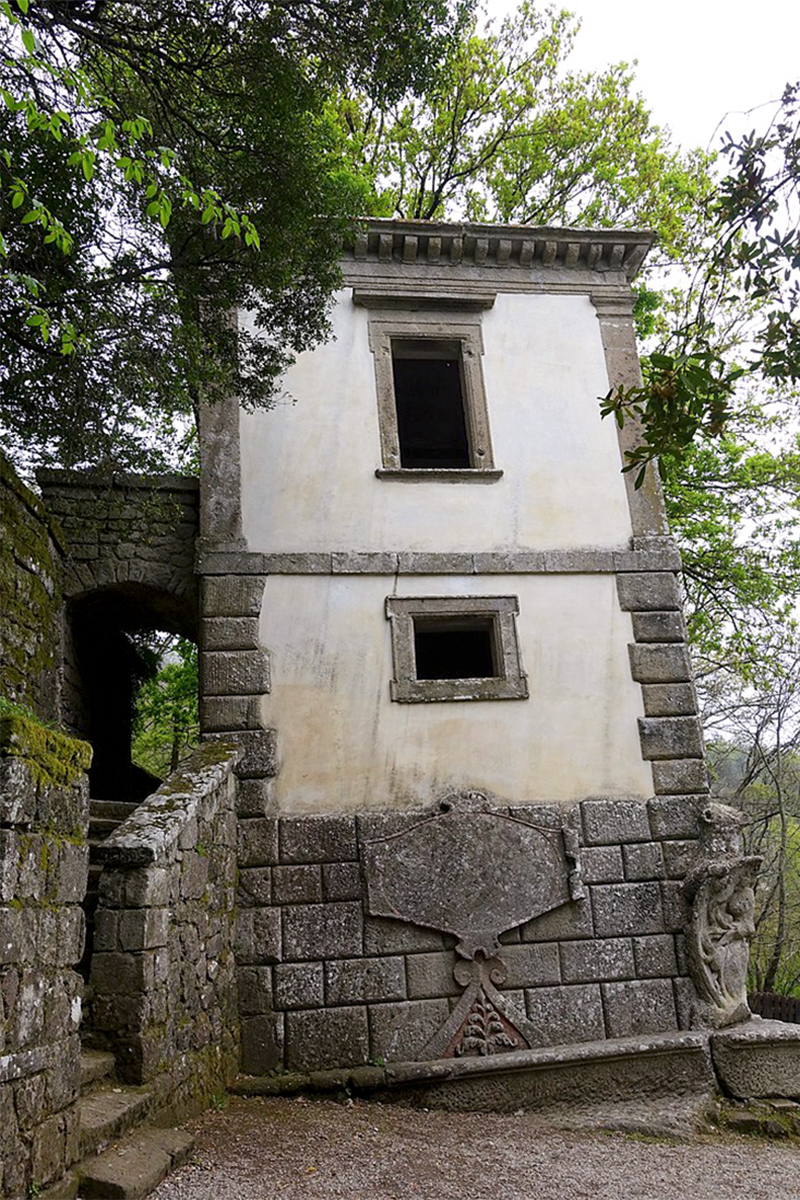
left=232, top=1029, right=714, bottom=1111
left=96, top=743, right=241, bottom=866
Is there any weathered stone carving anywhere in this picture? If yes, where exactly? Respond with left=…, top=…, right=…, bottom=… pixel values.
left=361, top=789, right=581, bottom=960
left=421, top=955, right=536, bottom=1060
left=683, top=802, right=761, bottom=1029
left=362, top=789, right=581, bottom=1058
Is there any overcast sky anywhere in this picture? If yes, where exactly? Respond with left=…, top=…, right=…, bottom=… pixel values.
left=486, top=0, right=800, bottom=152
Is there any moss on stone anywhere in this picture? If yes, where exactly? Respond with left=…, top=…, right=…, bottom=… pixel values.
left=0, top=712, right=92, bottom=788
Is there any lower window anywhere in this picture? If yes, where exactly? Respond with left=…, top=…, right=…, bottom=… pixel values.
left=385, top=596, right=528, bottom=702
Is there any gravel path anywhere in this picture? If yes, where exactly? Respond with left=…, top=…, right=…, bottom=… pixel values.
left=152, top=1095, right=800, bottom=1200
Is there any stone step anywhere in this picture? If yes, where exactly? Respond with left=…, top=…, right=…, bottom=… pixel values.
left=80, top=1050, right=116, bottom=1094
left=90, top=799, right=139, bottom=823
left=78, top=1127, right=195, bottom=1200
left=79, top=1085, right=153, bottom=1160
left=89, top=816, right=122, bottom=841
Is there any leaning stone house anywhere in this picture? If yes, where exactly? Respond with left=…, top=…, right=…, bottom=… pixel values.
left=5, top=218, right=782, bottom=1196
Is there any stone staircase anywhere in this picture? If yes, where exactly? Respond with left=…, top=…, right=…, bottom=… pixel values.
left=80, top=798, right=139, bottom=984
left=76, top=1050, right=194, bottom=1199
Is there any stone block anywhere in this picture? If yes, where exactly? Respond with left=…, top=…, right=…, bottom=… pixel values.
left=238, top=818, right=279, bottom=867
left=125, top=867, right=169, bottom=908
left=282, top=903, right=363, bottom=961
left=90, top=951, right=154, bottom=996
left=622, top=842, right=665, bottom=881
left=285, top=1006, right=369, bottom=1071
left=274, top=962, right=325, bottom=1011
left=368, top=999, right=449, bottom=1063
left=119, top=908, right=169, bottom=951
left=58, top=909, right=85, bottom=966
left=520, top=900, right=593, bottom=943
left=524, top=983, right=605, bottom=1047
left=662, top=839, right=697, bottom=879
left=673, top=974, right=696, bottom=1029
left=181, top=851, right=209, bottom=900
left=633, top=934, right=678, bottom=979
left=202, top=650, right=271, bottom=697
left=579, top=846, right=624, bottom=884
left=237, top=966, right=273, bottom=1015
left=241, top=1013, right=283, bottom=1075
left=237, top=867, right=272, bottom=907
left=631, top=611, right=686, bottom=642
left=405, top=951, right=461, bottom=999
left=648, top=796, right=704, bottom=840
left=325, top=957, right=406, bottom=1005
left=332, top=552, right=399, bottom=574
left=0, top=830, right=19, bottom=901
left=93, top=910, right=119, bottom=953
left=202, top=575, right=265, bottom=618
left=581, top=797, right=651, bottom=845
left=321, top=862, right=363, bottom=902
left=638, top=716, right=704, bottom=761
left=398, top=552, right=474, bottom=574
left=201, top=696, right=262, bottom=732
left=616, top=572, right=681, bottom=612
left=652, top=760, right=709, bottom=795
left=602, top=978, right=677, bottom=1038
left=272, top=865, right=322, bottom=905
left=641, top=684, right=698, bottom=717
left=363, top=917, right=445, bottom=956
left=560, top=938, right=634, bottom=984
left=629, top=643, right=692, bottom=684
left=31, top=1111, right=65, bottom=1186
left=207, top=729, right=279, bottom=779
left=661, top=881, right=689, bottom=932
left=279, top=814, right=358, bottom=864
left=202, top=616, right=260, bottom=651
left=591, top=882, right=665, bottom=937
left=235, top=908, right=281, bottom=964
left=54, top=842, right=89, bottom=903
left=236, top=779, right=275, bottom=818
left=0, top=756, right=36, bottom=825
left=498, top=943, right=561, bottom=988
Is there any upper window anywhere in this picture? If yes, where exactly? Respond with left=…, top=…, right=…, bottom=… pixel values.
left=359, top=298, right=501, bottom=482
left=385, top=596, right=528, bottom=703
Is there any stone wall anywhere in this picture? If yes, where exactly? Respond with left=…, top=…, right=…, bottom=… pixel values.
left=235, top=794, right=703, bottom=1075
left=0, top=714, right=91, bottom=1199
left=0, top=453, right=65, bottom=723
left=90, top=742, right=241, bottom=1120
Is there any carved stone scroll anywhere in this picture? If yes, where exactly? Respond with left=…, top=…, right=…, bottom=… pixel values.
left=683, top=802, right=761, bottom=1030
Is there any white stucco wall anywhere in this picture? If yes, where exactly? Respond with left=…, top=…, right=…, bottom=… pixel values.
left=259, top=573, right=653, bottom=813
left=239, top=290, right=634, bottom=553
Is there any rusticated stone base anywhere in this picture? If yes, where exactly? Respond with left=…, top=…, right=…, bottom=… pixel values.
left=711, top=1020, right=800, bottom=1099
left=235, top=794, right=707, bottom=1075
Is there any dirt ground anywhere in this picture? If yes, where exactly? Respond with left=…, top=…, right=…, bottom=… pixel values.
left=151, top=1094, right=800, bottom=1200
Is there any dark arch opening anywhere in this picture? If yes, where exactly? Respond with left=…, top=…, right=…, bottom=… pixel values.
left=66, top=582, right=198, bottom=802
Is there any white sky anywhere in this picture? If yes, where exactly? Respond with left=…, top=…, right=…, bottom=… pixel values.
left=486, top=0, right=800, bottom=152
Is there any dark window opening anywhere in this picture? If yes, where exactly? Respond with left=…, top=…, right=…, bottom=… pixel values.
left=392, top=340, right=471, bottom=468
left=413, top=617, right=497, bottom=680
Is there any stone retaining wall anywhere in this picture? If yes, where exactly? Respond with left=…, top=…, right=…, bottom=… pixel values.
left=0, top=454, right=65, bottom=723
left=90, top=743, right=241, bottom=1120
left=0, top=715, right=91, bottom=1200
left=236, top=794, right=704, bottom=1075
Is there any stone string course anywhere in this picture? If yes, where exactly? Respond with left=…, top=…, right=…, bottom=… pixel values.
left=0, top=722, right=90, bottom=1200
left=90, top=743, right=241, bottom=1119
left=235, top=796, right=703, bottom=1075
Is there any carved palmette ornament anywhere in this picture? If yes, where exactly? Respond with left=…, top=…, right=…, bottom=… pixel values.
left=683, top=803, right=761, bottom=1030
left=421, top=955, right=534, bottom=1060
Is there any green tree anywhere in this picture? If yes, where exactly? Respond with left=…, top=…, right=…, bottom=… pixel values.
left=0, top=0, right=468, bottom=470
left=603, top=82, right=800, bottom=474
left=131, top=636, right=199, bottom=778
left=329, top=3, right=713, bottom=259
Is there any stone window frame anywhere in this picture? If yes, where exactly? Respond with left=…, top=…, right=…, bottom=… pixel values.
left=362, top=300, right=501, bottom=483
left=385, top=595, right=528, bottom=702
